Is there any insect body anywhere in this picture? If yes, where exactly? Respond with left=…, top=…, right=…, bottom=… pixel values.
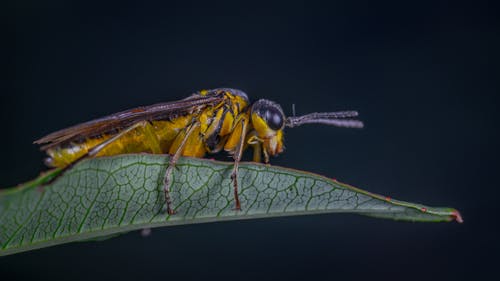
left=35, top=88, right=363, bottom=214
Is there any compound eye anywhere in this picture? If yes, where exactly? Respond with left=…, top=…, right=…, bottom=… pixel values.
left=252, top=99, right=285, bottom=131
left=265, top=108, right=284, bottom=130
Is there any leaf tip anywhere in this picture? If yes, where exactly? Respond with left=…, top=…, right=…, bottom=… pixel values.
left=451, top=210, right=463, bottom=223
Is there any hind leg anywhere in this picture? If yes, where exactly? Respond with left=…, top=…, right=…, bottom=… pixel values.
left=163, top=121, right=201, bottom=215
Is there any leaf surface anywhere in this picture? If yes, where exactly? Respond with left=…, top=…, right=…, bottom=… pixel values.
left=0, top=154, right=461, bottom=256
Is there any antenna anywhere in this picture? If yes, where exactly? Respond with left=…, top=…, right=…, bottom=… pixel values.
left=286, top=111, right=364, bottom=129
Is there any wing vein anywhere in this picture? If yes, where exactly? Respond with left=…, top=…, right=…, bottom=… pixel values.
left=34, top=94, right=222, bottom=151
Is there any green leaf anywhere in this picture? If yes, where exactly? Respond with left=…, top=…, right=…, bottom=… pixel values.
left=0, top=154, right=461, bottom=256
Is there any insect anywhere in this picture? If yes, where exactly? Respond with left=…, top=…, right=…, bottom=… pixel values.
left=35, top=88, right=364, bottom=214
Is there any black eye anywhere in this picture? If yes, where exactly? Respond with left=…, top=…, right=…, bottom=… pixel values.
left=265, top=108, right=284, bottom=130
left=252, top=99, right=285, bottom=131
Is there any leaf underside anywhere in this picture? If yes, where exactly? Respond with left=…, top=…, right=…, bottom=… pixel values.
left=0, top=154, right=461, bottom=256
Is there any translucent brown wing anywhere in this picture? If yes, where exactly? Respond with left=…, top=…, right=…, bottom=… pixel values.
left=34, top=93, right=223, bottom=151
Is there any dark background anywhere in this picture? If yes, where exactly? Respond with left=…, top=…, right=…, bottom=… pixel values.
left=1, top=1, right=498, bottom=280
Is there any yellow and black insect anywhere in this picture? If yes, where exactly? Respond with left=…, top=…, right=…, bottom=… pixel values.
left=35, top=88, right=363, bottom=214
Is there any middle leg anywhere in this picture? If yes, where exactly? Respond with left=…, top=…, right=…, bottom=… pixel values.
left=230, top=118, right=249, bottom=211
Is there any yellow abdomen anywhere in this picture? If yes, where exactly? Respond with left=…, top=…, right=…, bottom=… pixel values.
left=46, top=117, right=191, bottom=168
left=45, top=93, right=251, bottom=168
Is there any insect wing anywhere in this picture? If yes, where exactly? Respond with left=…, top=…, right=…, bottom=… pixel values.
left=34, top=93, right=223, bottom=150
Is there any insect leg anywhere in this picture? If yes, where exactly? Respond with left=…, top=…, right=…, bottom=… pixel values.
left=263, top=148, right=270, bottom=164
left=246, top=131, right=269, bottom=163
left=252, top=143, right=262, bottom=163
left=46, top=121, right=150, bottom=183
left=230, top=117, right=249, bottom=211
left=247, top=132, right=263, bottom=163
left=163, top=121, right=200, bottom=215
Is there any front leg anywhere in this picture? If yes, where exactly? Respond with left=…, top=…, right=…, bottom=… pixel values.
left=247, top=132, right=263, bottom=163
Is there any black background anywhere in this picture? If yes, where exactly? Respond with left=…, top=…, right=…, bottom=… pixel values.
left=1, top=1, right=498, bottom=280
